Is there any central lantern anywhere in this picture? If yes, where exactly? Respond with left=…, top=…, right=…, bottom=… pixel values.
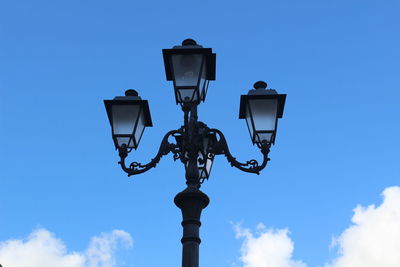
left=174, top=131, right=217, bottom=182
left=162, top=39, right=216, bottom=105
left=196, top=132, right=217, bottom=182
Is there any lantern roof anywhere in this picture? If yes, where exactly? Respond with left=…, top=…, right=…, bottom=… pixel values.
left=104, top=89, right=153, bottom=127
left=162, top=39, right=216, bottom=81
left=239, top=81, right=286, bottom=120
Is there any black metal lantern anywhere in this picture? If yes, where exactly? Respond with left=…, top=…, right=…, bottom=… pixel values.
left=239, top=81, right=286, bottom=147
left=104, top=89, right=152, bottom=150
left=162, top=39, right=216, bottom=105
left=197, top=133, right=217, bottom=182
left=174, top=131, right=217, bottom=182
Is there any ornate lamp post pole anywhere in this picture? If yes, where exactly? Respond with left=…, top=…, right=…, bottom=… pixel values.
left=104, top=39, right=286, bottom=267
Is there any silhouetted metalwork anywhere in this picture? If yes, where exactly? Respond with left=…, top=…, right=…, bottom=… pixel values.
left=104, top=39, right=286, bottom=267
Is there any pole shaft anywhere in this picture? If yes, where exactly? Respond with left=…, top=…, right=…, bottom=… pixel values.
left=175, top=187, right=209, bottom=267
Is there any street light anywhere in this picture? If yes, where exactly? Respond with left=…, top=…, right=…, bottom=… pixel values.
left=162, top=38, right=216, bottom=105
left=239, top=81, right=286, bottom=147
left=104, top=89, right=152, bottom=150
left=104, top=39, right=286, bottom=267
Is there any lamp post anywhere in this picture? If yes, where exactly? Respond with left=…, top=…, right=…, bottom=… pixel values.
left=104, top=39, right=286, bottom=267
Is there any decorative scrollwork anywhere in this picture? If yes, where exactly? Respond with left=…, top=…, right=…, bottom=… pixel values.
left=245, top=159, right=259, bottom=169
left=130, top=162, right=144, bottom=169
left=116, top=121, right=270, bottom=179
left=118, top=129, right=182, bottom=176
left=208, top=128, right=270, bottom=174
left=206, top=152, right=215, bottom=160
left=173, top=151, right=182, bottom=161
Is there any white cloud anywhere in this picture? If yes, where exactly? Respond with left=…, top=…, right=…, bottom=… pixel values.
left=3, top=186, right=400, bottom=267
left=0, top=228, right=133, bottom=267
left=234, top=186, right=400, bottom=267
left=326, top=186, right=400, bottom=267
left=234, top=223, right=306, bottom=267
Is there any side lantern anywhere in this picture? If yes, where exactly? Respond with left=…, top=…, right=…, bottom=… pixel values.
left=239, top=81, right=286, bottom=147
left=104, top=89, right=153, bottom=150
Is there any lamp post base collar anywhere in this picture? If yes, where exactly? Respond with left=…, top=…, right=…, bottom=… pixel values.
left=174, top=187, right=210, bottom=209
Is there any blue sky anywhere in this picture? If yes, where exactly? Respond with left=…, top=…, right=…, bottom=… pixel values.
left=1, top=0, right=400, bottom=266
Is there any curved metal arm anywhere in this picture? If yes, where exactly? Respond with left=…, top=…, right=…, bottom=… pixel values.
left=208, top=128, right=270, bottom=175
left=118, top=130, right=182, bottom=176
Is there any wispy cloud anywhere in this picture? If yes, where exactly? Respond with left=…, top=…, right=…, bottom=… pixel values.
left=0, top=229, right=133, bottom=267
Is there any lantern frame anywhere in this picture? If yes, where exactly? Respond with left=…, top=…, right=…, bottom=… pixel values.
left=162, top=39, right=216, bottom=105
left=174, top=131, right=217, bottom=183
left=104, top=91, right=153, bottom=150
left=197, top=133, right=217, bottom=182
left=239, top=84, right=286, bottom=146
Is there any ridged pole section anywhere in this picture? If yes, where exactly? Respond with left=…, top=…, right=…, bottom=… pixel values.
left=174, top=187, right=209, bottom=267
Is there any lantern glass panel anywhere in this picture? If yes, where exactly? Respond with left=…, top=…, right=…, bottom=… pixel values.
left=134, top=109, right=146, bottom=148
left=171, top=54, right=203, bottom=87
left=200, top=135, right=214, bottom=178
left=116, top=137, right=131, bottom=148
left=177, top=88, right=197, bottom=103
left=204, top=155, right=213, bottom=176
left=198, top=152, right=206, bottom=178
left=198, top=153, right=213, bottom=179
left=245, top=109, right=255, bottom=141
left=183, top=135, right=215, bottom=179
left=200, top=137, right=209, bottom=178
left=112, top=105, right=140, bottom=148
left=257, top=132, right=273, bottom=143
left=199, top=62, right=207, bottom=101
left=247, top=99, right=278, bottom=143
